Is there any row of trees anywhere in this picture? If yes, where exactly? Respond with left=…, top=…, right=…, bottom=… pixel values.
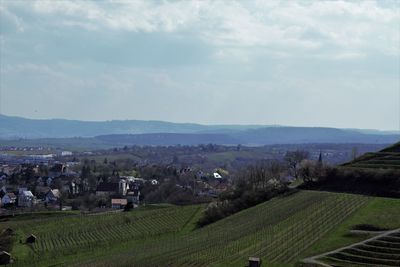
left=301, top=165, right=400, bottom=197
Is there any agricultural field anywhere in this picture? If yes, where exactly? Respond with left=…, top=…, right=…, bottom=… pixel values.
left=1, top=190, right=399, bottom=267
left=79, top=190, right=370, bottom=267
left=0, top=191, right=400, bottom=266
left=1, top=205, right=203, bottom=266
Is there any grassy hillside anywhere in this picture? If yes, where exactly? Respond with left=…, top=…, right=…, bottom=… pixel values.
left=302, top=197, right=400, bottom=266
left=343, top=142, right=400, bottom=169
left=300, top=142, right=400, bottom=197
left=2, top=190, right=399, bottom=266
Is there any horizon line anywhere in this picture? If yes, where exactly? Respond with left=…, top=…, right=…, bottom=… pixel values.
left=1, top=113, right=399, bottom=133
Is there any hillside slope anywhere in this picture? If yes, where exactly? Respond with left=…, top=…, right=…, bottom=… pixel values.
left=299, top=142, right=400, bottom=197
left=3, top=191, right=399, bottom=267
left=343, top=142, right=400, bottom=169
left=303, top=197, right=400, bottom=267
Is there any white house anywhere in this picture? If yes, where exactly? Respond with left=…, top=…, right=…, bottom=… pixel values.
left=45, top=189, right=61, bottom=203
left=119, top=179, right=129, bottom=196
left=1, top=193, right=16, bottom=206
left=213, top=172, right=222, bottom=179
left=61, top=151, right=73, bottom=156
left=111, top=198, right=127, bottom=209
left=18, top=191, right=35, bottom=207
left=70, top=181, right=80, bottom=195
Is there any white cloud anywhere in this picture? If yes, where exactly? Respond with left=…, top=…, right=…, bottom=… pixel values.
left=0, top=4, right=24, bottom=32
left=2, top=0, right=398, bottom=58
left=30, top=0, right=204, bottom=32
left=0, top=1, right=398, bottom=129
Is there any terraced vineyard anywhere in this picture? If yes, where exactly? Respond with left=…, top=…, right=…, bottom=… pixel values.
left=4, top=190, right=399, bottom=267
left=343, top=142, right=400, bottom=169
left=317, top=229, right=400, bottom=266
left=120, top=192, right=367, bottom=266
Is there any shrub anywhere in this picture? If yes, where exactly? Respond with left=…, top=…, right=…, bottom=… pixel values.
left=301, top=166, right=400, bottom=197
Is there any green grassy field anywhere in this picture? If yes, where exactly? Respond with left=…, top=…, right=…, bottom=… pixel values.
left=302, top=196, right=400, bottom=257
left=2, top=190, right=399, bottom=267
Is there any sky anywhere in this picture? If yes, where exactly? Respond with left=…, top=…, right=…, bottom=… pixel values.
left=0, top=0, right=399, bottom=131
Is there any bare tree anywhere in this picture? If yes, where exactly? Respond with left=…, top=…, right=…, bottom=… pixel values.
left=240, top=160, right=284, bottom=190
left=351, top=147, right=359, bottom=160
left=284, top=150, right=309, bottom=178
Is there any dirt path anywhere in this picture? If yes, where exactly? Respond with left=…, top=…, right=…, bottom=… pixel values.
left=302, top=228, right=400, bottom=267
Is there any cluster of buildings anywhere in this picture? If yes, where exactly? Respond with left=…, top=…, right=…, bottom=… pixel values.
left=0, top=187, right=61, bottom=208
left=0, top=162, right=144, bottom=211
left=95, top=176, right=144, bottom=209
left=0, top=156, right=232, bottom=212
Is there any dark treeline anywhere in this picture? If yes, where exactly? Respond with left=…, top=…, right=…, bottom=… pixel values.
left=300, top=166, right=400, bottom=197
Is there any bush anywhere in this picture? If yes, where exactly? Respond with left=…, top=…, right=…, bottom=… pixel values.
left=124, top=202, right=134, bottom=212
left=71, top=199, right=83, bottom=210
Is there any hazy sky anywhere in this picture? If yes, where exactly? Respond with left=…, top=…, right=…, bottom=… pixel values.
left=0, top=0, right=399, bottom=130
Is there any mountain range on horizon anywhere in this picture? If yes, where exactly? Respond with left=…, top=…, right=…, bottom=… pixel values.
left=0, top=114, right=399, bottom=146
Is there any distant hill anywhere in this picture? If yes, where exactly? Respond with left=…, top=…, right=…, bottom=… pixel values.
left=93, top=129, right=399, bottom=146
left=232, top=127, right=399, bottom=145
left=96, top=133, right=241, bottom=146
left=0, top=114, right=398, bottom=146
left=0, top=114, right=264, bottom=139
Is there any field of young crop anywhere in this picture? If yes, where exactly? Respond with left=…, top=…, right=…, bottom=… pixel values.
left=3, top=190, right=399, bottom=267
left=78, top=191, right=369, bottom=267
left=341, top=143, right=400, bottom=170
left=2, top=205, right=203, bottom=266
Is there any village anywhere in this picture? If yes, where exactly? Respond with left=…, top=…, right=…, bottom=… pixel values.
left=0, top=142, right=384, bottom=214
left=0, top=151, right=231, bottom=213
